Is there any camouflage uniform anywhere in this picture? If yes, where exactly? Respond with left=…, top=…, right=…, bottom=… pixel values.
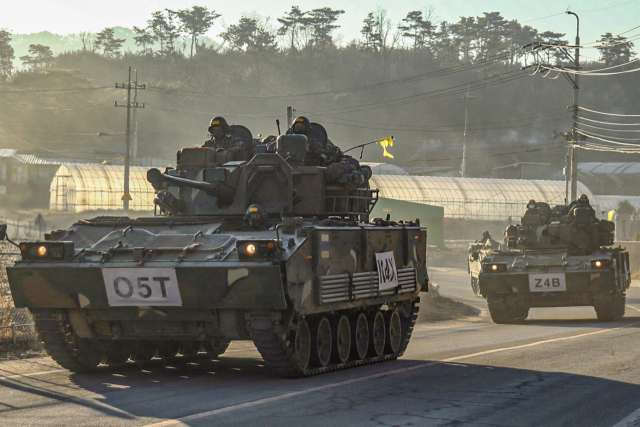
left=204, top=134, right=246, bottom=160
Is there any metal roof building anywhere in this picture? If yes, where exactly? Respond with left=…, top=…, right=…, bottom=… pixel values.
left=369, top=175, right=594, bottom=221
left=578, top=163, right=640, bottom=174
left=50, top=164, right=155, bottom=212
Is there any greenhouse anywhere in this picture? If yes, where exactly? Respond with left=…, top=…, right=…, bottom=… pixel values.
left=369, top=175, right=594, bottom=221
left=50, top=164, right=156, bottom=212
left=591, top=195, right=640, bottom=214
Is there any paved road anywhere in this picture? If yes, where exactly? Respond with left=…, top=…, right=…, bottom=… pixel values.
left=2, top=268, right=640, bottom=427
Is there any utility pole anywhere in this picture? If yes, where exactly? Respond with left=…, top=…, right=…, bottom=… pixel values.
left=567, top=11, right=580, bottom=202
left=457, top=84, right=476, bottom=178
left=132, top=70, right=139, bottom=164
left=115, top=67, right=145, bottom=214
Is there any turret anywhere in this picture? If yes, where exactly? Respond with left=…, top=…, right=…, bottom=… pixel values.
left=504, top=201, right=615, bottom=254
left=147, top=135, right=377, bottom=221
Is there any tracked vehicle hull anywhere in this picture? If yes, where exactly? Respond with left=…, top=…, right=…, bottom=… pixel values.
left=469, top=248, right=630, bottom=323
left=8, top=216, right=426, bottom=376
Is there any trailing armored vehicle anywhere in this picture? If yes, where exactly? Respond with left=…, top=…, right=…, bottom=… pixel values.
left=4, top=125, right=427, bottom=377
left=469, top=198, right=630, bottom=323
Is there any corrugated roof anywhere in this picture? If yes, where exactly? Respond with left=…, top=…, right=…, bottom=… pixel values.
left=13, top=155, right=62, bottom=165
left=369, top=175, right=593, bottom=220
left=578, top=162, right=640, bottom=174
left=0, top=149, right=17, bottom=158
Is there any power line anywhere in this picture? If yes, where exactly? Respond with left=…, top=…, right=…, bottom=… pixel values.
left=577, top=130, right=640, bottom=146
left=579, top=106, right=640, bottom=117
left=537, top=60, right=640, bottom=76
left=0, top=85, right=112, bottom=94
left=318, top=115, right=569, bottom=133
left=577, top=121, right=640, bottom=134
left=309, top=109, right=570, bottom=129
left=393, top=143, right=566, bottom=164
left=577, top=128, right=640, bottom=142
left=146, top=103, right=282, bottom=118
left=578, top=116, right=640, bottom=126
left=0, top=95, right=112, bottom=111
left=147, top=51, right=517, bottom=99
left=303, top=71, right=526, bottom=114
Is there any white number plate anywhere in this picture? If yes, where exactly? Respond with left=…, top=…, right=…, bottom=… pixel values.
left=102, top=268, right=182, bottom=306
left=528, top=273, right=567, bottom=292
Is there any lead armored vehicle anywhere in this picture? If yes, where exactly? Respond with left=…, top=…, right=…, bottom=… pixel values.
left=469, top=198, right=630, bottom=323
left=5, top=125, right=427, bottom=377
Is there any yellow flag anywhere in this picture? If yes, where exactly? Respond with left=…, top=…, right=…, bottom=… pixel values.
left=378, top=137, right=394, bottom=159
left=607, top=210, right=615, bottom=221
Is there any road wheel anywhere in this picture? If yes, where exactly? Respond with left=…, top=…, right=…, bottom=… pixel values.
left=204, top=339, right=230, bottom=359
left=313, top=317, right=332, bottom=367
left=370, top=311, right=386, bottom=357
left=131, top=342, right=156, bottom=364
left=386, top=311, right=402, bottom=354
left=157, top=342, right=180, bottom=360
left=352, top=313, right=369, bottom=360
left=75, top=339, right=106, bottom=370
left=107, top=343, right=132, bottom=365
left=471, top=277, right=481, bottom=296
left=487, top=297, right=526, bottom=324
left=294, top=318, right=312, bottom=370
left=334, top=315, right=351, bottom=363
left=594, top=291, right=626, bottom=322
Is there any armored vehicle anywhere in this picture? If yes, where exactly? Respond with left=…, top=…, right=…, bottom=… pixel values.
left=469, top=199, right=630, bottom=323
left=5, top=125, right=427, bottom=377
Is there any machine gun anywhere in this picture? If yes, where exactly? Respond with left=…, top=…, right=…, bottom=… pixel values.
left=147, top=137, right=378, bottom=221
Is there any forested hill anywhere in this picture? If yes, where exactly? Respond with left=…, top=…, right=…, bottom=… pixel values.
left=0, top=6, right=637, bottom=177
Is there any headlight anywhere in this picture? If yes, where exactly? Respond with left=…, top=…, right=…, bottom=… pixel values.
left=482, top=263, right=507, bottom=272
left=591, top=259, right=611, bottom=268
left=20, top=241, right=74, bottom=260
left=237, top=240, right=277, bottom=260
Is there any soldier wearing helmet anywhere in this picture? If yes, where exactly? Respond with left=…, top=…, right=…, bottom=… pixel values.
left=204, top=116, right=246, bottom=160
left=569, top=194, right=596, bottom=218
left=288, top=116, right=341, bottom=165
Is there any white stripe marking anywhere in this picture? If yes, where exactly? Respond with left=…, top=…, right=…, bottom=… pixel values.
left=612, top=407, right=640, bottom=427
left=142, top=319, right=640, bottom=427
left=0, top=369, right=67, bottom=380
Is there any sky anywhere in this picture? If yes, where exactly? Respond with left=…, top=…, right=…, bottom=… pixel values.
left=3, top=0, right=639, bottom=56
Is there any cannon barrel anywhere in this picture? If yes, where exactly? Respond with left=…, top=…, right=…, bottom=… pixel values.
left=147, top=168, right=236, bottom=201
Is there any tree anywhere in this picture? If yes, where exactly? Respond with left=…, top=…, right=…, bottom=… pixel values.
left=451, top=17, right=476, bottom=63
left=618, top=200, right=636, bottom=217
left=307, top=7, right=344, bottom=50
left=598, top=33, right=636, bottom=66
left=0, top=30, right=14, bottom=80
left=433, top=21, right=458, bottom=65
left=79, top=32, right=95, bottom=51
left=359, top=7, right=398, bottom=78
left=133, top=26, right=155, bottom=54
left=398, top=9, right=435, bottom=52
left=19, top=44, right=54, bottom=71
left=537, top=31, right=569, bottom=65
left=221, top=15, right=277, bottom=53
left=148, top=10, right=180, bottom=54
left=94, top=28, right=125, bottom=57
left=475, top=12, right=508, bottom=60
left=174, top=6, right=219, bottom=58
left=277, top=6, right=307, bottom=52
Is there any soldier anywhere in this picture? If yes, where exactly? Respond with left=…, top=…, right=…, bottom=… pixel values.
left=288, top=116, right=343, bottom=165
left=569, top=194, right=596, bottom=218
left=204, top=116, right=246, bottom=160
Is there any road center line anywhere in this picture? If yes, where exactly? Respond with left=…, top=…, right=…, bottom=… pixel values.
left=0, top=369, right=67, bottom=380
left=142, top=319, right=640, bottom=427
